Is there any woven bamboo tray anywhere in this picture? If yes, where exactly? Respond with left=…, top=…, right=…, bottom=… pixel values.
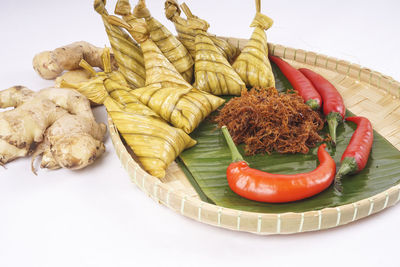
left=108, top=37, right=400, bottom=235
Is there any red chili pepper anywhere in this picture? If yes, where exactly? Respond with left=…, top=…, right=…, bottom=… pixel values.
left=221, top=126, right=336, bottom=203
left=269, top=55, right=322, bottom=110
left=334, top=116, right=373, bottom=194
left=299, top=68, right=345, bottom=144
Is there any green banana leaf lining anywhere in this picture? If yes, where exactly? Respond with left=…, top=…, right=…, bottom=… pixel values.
left=178, top=62, right=400, bottom=213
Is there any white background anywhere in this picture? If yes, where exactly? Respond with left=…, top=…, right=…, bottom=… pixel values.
left=1, top=0, right=400, bottom=266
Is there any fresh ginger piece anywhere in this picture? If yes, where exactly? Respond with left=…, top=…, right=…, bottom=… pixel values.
left=32, top=137, right=59, bottom=171
left=32, top=113, right=106, bottom=172
left=33, top=41, right=117, bottom=80
left=0, top=85, right=34, bottom=108
left=0, top=86, right=106, bottom=172
left=36, top=87, right=99, bottom=119
left=0, top=86, right=67, bottom=164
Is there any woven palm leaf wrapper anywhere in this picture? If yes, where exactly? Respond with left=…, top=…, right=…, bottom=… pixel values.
left=108, top=33, right=400, bottom=234
left=164, top=0, right=240, bottom=64
left=60, top=48, right=196, bottom=179
left=232, top=1, right=275, bottom=88
left=93, top=0, right=145, bottom=88
left=108, top=16, right=224, bottom=134
left=191, top=22, right=246, bottom=96
left=131, top=0, right=194, bottom=83
left=105, top=97, right=196, bottom=178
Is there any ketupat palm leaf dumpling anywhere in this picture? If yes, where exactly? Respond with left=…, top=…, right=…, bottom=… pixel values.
left=108, top=16, right=224, bottom=134
left=164, top=0, right=195, bottom=56
left=130, top=40, right=225, bottom=133
left=164, top=0, right=240, bottom=64
left=60, top=49, right=196, bottom=178
left=103, top=78, right=196, bottom=179
left=193, top=30, right=245, bottom=96
left=98, top=62, right=197, bottom=179
left=232, top=1, right=275, bottom=89
left=94, top=0, right=145, bottom=88
left=105, top=97, right=196, bottom=178
left=131, top=0, right=194, bottom=83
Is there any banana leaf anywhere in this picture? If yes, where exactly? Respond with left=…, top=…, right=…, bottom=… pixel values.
left=178, top=63, right=400, bottom=213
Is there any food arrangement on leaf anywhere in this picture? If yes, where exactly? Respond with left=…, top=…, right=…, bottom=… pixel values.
left=4, top=0, right=400, bottom=234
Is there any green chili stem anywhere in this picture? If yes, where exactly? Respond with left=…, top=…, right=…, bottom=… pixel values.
left=334, top=157, right=358, bottom=195
left=305, top=99, right=320, bottom=110
left=221, top=126, right=244, bottom=162
left=327, top=112, right=342, bottom=145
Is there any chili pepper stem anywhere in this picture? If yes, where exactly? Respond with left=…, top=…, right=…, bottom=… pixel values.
left=305, top=99, right=320, bottom=110
left=327, top=112, right=342, bottom=145
left=221, top=126, right=244, bottom=162
left=334, top=171, right=347, bottom=196
left=334, top=157, right=358, bottom=195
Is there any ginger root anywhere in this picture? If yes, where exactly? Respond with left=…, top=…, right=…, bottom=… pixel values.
left=31, top=113, right=106, bottom=172
left=0, top=86, right=106, bottom=172
left=33, top=41, right=118, bottom=80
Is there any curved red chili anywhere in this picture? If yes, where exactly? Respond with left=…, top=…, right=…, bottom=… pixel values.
left=269, top=55, right=322, bottom=110
left=334, top=116, right=373, bottom=194
left=299, top=68, right=345, bottom=144
left=222, top=126, right=336, bottom=203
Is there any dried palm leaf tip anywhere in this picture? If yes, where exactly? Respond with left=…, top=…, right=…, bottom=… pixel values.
left=133, top=0, right=194, bottom=83
left=164, top=0, right=239, bottom=63
left=164, top=0, right=180, bottom=19
left=215, top=88, right=324, bottom=155
left=94, top=0, right=145, bottom=88
left=108, top=0, right=149, bottom=44
left=114, top=0, right=132, bottom=16
left=133, top=0, right=150, bottom=18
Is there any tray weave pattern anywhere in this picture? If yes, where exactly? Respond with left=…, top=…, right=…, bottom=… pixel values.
left=108, top=38, right=400, bottom=235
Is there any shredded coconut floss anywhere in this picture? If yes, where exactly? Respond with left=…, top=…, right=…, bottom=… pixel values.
left=215, top=88, right=325, bottom=155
